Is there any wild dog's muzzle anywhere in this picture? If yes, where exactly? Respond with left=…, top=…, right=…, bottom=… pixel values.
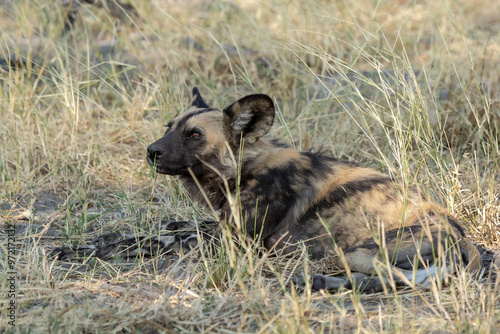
left=146, top=142, right=196, bottom=175
left=147, top=144, right=173, bottom=174
left=147, top=144, right=164, bottom=165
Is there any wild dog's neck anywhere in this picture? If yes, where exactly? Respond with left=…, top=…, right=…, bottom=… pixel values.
left=179, top=172, right=233, bottom=211
left=179, top=138, right=291, bottom=211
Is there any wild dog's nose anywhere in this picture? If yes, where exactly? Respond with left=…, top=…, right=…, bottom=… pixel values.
left=147, top=145, right=164, bottom=162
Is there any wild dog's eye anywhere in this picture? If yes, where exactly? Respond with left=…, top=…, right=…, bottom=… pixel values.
left=190, top=131, right=201, bottom=139
left=186, top=127, right=203, bottom=139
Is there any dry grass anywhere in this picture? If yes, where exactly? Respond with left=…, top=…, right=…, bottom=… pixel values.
left=0, top=0, right=499, bottom=332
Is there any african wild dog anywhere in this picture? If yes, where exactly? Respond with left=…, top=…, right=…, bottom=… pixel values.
left=52, top=88, right=482, bottom=292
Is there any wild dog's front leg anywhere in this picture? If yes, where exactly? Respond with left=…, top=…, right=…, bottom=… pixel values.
left=51, top=234, right=194, bottom=260
left=51, top=220, right=218, bottom=260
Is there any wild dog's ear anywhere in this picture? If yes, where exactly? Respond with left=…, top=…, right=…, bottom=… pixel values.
left=191, top=87, right=210, bottom=109
left=222, top=94, right=275, bottom=146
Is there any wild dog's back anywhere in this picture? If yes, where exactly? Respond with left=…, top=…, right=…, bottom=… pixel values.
left=236, top=141, right=444, bottom=258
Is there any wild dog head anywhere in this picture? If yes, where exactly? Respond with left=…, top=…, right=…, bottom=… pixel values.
left=146, top=87, right=275, bottom=178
